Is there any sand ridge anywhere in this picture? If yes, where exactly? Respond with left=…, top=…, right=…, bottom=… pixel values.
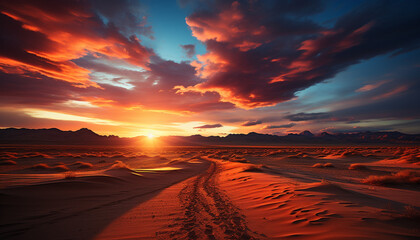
left=1, top=146, right=419, bottom=239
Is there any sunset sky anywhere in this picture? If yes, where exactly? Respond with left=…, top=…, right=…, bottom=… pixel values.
left=1, top=0, right=419, bottom=137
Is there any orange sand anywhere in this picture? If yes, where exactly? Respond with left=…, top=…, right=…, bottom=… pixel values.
left=0, top=146, right=419, bottom=239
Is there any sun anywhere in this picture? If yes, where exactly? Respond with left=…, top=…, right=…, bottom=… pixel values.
left=138, top=132, right=161, bottom=148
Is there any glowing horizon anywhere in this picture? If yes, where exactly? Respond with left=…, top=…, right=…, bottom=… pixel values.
left=1, top=0, right=419, bottom=136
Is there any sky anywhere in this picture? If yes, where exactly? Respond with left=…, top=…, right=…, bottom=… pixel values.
left=0, top=0, right=419, bottom=137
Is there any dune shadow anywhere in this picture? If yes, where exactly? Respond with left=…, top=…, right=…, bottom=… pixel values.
left=0, top=164, right=208, bottom=240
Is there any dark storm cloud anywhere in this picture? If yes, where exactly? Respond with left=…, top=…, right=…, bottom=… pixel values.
left=177, top=0, right=420, bottom=108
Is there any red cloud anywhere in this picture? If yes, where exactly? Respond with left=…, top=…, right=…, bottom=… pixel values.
left=0, top=0, right=152, bottom=88
left=1, top=0, right=419, bottom=118
left=177, top=0, right=420, bottom=109
left=0, top=1, right=237, bottom=114
left=0, top=55, right=235, bottom=114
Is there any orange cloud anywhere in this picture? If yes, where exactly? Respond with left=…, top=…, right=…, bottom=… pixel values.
left=0, top=1, right=152, bottom=88
left=180, top=0, right=418, bottom=110
left=0, top=56, right=96, bottom=88
left=372, top=85, right=408, bottom=100
left=356, top=80, right=390, bottom=92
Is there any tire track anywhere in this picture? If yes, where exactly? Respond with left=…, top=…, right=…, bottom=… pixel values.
left=162, top=161, right=261, bottom=240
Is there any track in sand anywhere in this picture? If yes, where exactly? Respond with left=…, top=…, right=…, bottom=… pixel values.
left=160, top=161, right=262, bottom=240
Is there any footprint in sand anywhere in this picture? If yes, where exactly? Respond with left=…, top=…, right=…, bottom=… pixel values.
left=300, top=209, right=312, bottom=213
left=263, top=193, right=276, bottom=199
left=309, top=217, right=330, bottom=224
left=290, top=207, right=303, bottom=215
left=276, top=203, right=287, bottom=209
left=272, top=193, right=284, bottom=199
left=292, top=218, right=308, bottom=224
left=315, top=210, right=328, bottom=216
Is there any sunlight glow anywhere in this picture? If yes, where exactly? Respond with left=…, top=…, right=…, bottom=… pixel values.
left=24, top=109, right=122, bottom=126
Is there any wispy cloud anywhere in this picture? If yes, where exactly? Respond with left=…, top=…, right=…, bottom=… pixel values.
left=194, top=123, right=223, bottom=129
left=356, top=80, right=390, bottom=92
left=241, top=120, right=262, bottom=126
left=286, top=112, right=330, bottom=122
left=264, top=123, right=296, bottom=129
left=372, top=85, right=408, bottom=101
left=24, top=109, right=122, bottom=126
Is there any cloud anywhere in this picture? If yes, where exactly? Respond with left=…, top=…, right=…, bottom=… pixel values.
left=0, top=71, right=81, bottom=106
left=286, top=129, right=301, bottom=133
left=372, top=85, right=408, bottom=101
left=326, top=76, right=420, bottom=123
left=175, top=0, right=420, bottom=108
left=356, top=80, right=390, bottom=92
left=301, top=68, right=420, bottom=126
left=241, top=120, right=262, bottom=126
left=181, top=44, right=196, bottom=58
left=194, top=123, right=223, bottom=129
left=1, top=0, right=419, bottom=136
left=264, top=123, right=296, bottom=129
left=24, top=109, right=122, bottom=126
left=0, top=0, right=153, bottom=88
left=89, top=0, right=153, bottom=38
left=0, top=52, right=234, bottom=113
left=286, top=112, right=330, bottom=122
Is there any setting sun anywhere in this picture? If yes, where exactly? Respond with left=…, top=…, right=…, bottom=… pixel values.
left=147, top=133, right=155, bottom=139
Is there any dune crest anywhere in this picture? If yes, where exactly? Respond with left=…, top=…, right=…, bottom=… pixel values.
left=1, top=146, right=419, bottom=239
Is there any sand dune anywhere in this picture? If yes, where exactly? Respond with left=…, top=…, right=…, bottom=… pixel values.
left=0, top=146, right=419, bottom=239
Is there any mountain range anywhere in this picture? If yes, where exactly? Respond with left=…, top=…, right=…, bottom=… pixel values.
left=1, top=128, right=419, bottom=146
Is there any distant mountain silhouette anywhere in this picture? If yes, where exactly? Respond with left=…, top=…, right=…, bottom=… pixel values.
left=0, top=128, right=130, bottom=145
left=0, top=128, right=419, bottom=146
left=163, top=131, right=420, bottom=146
left=299, top=130, right=314, bottom=137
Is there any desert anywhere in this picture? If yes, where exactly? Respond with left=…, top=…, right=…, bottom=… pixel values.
left=1, top=145, right=419, bottom=239
left=1, top=0, right=420, bottom=239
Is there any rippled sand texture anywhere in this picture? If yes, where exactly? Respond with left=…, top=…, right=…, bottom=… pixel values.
left=1, top=146, right=419, bottom=239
